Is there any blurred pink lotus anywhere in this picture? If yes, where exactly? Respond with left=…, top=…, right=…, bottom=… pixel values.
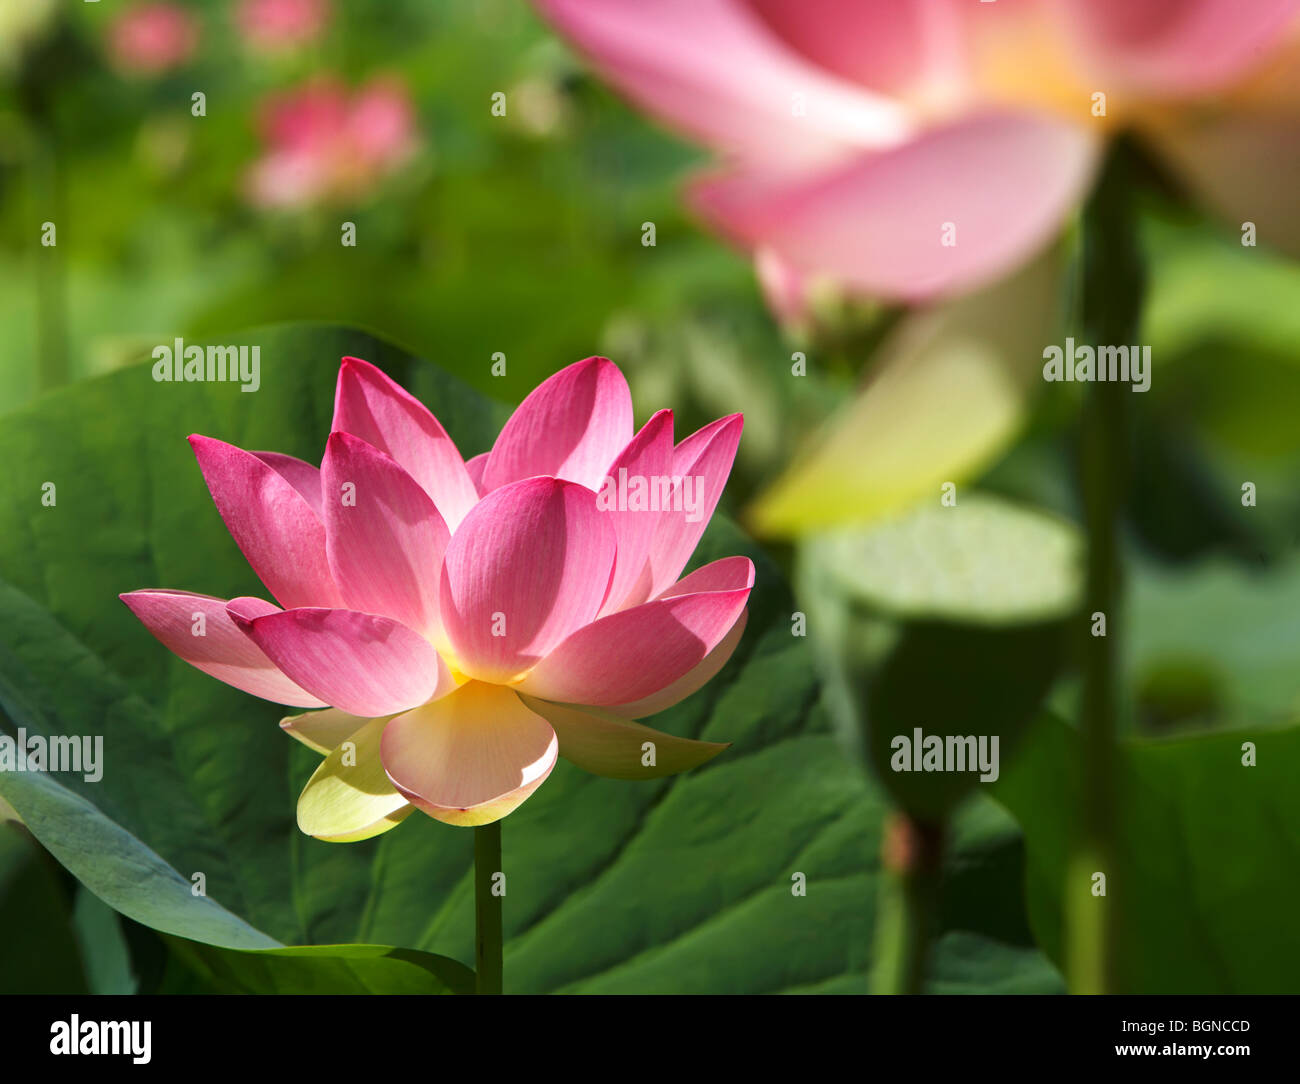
left=107, top=2, right=199, bottom=76
left=534, top=0, right=1300, bottom=308
left=235, top=0, right=329, bottom=52
left=246, top=77, right=417, bottom=208
left=122, top=357, right=748, bottom=835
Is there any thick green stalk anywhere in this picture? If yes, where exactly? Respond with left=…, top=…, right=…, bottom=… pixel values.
left=1072, top=369, right=1124, bottom=994
left=870, top=812, right=945, bottom=994
left=474, top=821, right=503, bottom=995
left=1069, top=144, right=1144, bottom=993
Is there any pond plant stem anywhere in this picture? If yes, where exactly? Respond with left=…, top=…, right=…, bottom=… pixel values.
left=475, top=820, right=503, bottom=995
left=1071, top=143, right=1144, bottom=994
left=871, top=810, right=945, bottom=994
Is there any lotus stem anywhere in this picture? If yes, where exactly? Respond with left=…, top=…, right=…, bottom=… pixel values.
left=1073, top=375, right=1125, bottom=994
left=1071, top=143, right=1143, bottom=993
left=474, top=821, right=504, bottom=995
left=871, top=811, right=945, bottom=995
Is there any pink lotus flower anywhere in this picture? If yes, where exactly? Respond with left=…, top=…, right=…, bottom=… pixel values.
left=235, top=0, right=329, bottom=52
left=107, top=2, right=199, bottom=76
left=534, top=0, right=1300, bottom=308
left=121, top=357, right=749, bottom=837
left=246, top=77, right=417, bottom=208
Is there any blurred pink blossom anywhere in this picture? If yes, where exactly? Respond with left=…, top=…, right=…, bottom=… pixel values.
left=534, top=0, right=1300, bottom=314
left=107, top=2, right=199, bottom=76
left=235, top=0, right=330, bottom=52
left=246, top=77, right=418, bottom=208
left=754, top=247, right=815, bottom=331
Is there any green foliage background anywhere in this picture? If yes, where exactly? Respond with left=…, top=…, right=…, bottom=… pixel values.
left=0, top=1, right=1297, bottom=994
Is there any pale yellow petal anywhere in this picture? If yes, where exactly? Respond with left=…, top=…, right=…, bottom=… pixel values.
left=280, top=707, right=373, bottom=756
left=747, top=250, right=1063, bottom=537
left=520, top=695, right=729, bottom=780
left=297, top=716, right=412, bottom=842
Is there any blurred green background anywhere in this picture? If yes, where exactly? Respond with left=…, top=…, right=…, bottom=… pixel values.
left=0, top=0, right=832, bottom=495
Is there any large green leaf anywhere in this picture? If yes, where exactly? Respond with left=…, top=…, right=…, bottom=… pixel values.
left=995, top=715, right=1300, bottom=993
left=164, top=941, right=475, bottom=995
left=0, top=324, right=1052, bottom=993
